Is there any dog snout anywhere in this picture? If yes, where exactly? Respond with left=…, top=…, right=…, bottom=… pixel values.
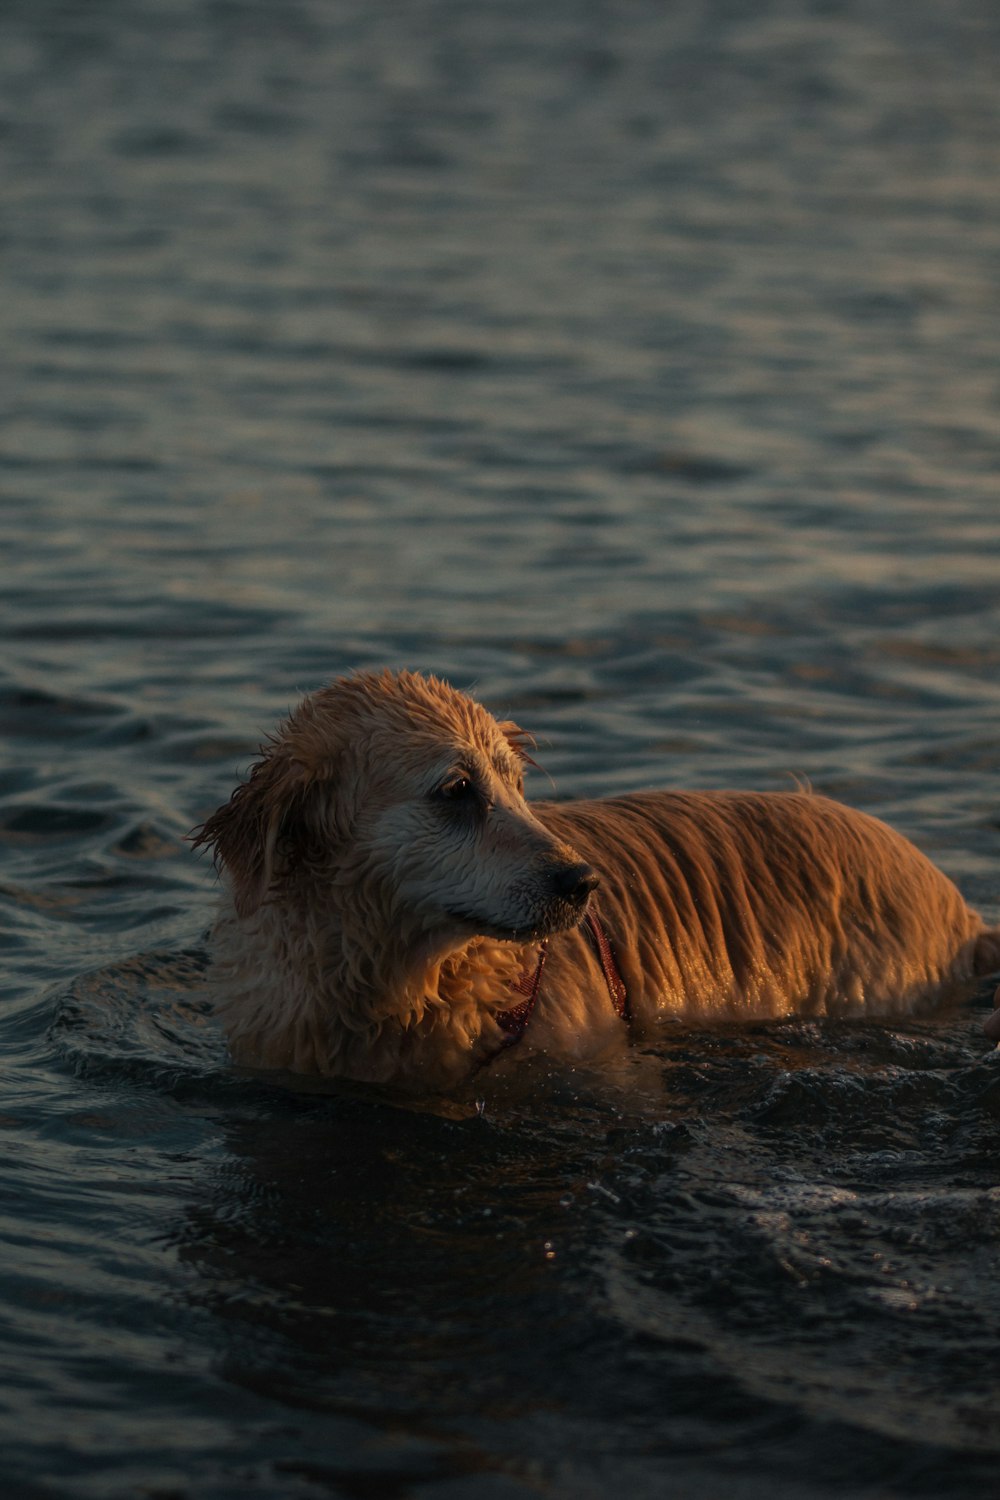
left=550, top=861, right=600, bottom=904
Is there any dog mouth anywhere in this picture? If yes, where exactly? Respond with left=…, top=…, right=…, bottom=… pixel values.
left=443, top=894, right=593, bottom=944
left=442, top=859, right=599, bottom=942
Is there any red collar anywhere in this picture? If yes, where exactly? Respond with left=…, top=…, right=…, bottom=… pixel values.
left=492, top=907, right=630, bottom=1049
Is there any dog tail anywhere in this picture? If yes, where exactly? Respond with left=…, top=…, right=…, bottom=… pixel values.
left=972, top=930, right=1000, bottom=1041
left=973, top=929, right=1000, bottom=977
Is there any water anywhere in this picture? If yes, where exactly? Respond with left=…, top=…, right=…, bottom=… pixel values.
left=3, top=0, right=1000, bottom=1494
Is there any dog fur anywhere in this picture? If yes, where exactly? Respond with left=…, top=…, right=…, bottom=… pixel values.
left=194, top=670, right=1000, bottom=1091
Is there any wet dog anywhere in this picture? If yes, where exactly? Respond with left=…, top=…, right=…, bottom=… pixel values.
left=194, top=670, right=1000, bottom=1090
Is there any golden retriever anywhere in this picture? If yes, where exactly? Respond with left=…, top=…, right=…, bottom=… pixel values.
left=194, top=669, right=1000, bottom=1090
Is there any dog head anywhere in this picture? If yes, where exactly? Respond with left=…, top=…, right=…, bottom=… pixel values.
left=193, top=670, right=597, bottom=947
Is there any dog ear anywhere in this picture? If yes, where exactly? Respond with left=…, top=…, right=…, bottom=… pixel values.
left=191, top=748, right=311, bottom=920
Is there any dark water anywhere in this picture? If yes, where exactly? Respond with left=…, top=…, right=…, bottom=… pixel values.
left=3, top=1, right=1000, bottom=1495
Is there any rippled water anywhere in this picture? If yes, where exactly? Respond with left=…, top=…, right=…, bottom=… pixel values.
left=3, top=1, right=1000, bottom=1496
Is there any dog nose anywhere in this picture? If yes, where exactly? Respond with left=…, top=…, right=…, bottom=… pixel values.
left=551, top=862, right=600, bottom=903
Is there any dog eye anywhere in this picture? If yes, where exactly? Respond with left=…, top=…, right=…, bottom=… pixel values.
left=434, top=775, right=475, bottom=803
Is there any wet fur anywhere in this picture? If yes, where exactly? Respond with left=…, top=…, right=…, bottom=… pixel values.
left=194, top=670, right=1000, bottom=1091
